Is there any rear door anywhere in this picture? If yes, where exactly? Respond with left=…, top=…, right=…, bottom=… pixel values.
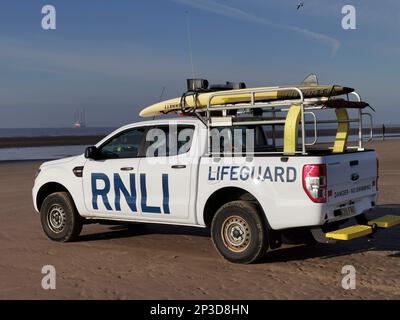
left=137, top=124, right=195, bottom=221
left=326, top=151, right=377, bottom=205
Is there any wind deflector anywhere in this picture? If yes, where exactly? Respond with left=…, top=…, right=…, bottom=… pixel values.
left=301, top=73, right=319, bottom=86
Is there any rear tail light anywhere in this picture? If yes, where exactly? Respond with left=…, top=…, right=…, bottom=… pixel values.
left=302, top=164, right=327, bottom=203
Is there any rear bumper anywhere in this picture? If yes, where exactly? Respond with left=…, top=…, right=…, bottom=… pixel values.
left=269, top=194, right=377, bottom=230
left=324, top=193, right=378, bottom=224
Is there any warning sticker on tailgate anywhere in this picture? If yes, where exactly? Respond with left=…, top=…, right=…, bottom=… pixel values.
left=334, top=184, right=372, bottom=198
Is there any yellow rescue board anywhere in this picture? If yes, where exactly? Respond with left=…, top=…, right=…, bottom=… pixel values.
left=139, top=85, right=353, bottom=118
left=325, top=225, right=373, bottom=241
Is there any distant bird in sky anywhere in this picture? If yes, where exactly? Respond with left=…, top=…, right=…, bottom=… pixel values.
left=297, top=2, right=304, bottom=10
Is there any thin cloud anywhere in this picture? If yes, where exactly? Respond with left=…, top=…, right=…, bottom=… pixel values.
left=174, top=0, right=341, bottom=57
left=0, top=38, right=188, bottom=79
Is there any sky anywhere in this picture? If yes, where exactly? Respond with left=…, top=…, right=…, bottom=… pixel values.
left=0, top=0, right=399, bottom=128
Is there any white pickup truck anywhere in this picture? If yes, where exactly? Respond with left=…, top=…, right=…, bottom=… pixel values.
left=33, top=81, right=400, bottom=264
left=32, top=118, right=382, bottom=263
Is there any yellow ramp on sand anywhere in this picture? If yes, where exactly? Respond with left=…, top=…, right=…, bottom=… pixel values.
left=368, top=215, right=400, bottom=228
left=325, top=225, right=373, bottom=241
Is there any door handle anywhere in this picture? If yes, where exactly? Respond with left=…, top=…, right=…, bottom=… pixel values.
left=171, top=165, right=186, bottom=169
left=120, top=167, right=134, bottom=171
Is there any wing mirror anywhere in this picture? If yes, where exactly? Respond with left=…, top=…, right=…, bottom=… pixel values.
left=85, top=146, right=99, bottom=160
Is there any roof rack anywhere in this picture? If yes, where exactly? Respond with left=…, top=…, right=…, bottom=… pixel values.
left=185, top=86, right=373, bottom=156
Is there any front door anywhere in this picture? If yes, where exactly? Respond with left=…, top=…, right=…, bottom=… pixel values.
left=82, top=126, right=146, bottom=218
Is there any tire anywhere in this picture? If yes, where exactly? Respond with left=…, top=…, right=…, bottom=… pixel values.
left=211, top=200, right=269, bottom=264
left=40, top=192, right=83, bottom=242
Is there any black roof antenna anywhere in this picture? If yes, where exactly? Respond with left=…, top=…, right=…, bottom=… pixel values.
left=185, top=11, right=196, bottom=78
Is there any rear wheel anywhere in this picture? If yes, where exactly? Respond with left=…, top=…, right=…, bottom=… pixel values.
left=40, top=192, right=83, bottom=242
left=211, top=201, right=269, bottom=264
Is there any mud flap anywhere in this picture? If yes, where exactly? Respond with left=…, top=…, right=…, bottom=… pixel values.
left=268, top=229, right=282, bottom=249
left=310, top=227, right=337, bottom=244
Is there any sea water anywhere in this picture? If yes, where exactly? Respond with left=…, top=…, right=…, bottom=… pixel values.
left=0, top=145, right=88, bottom=161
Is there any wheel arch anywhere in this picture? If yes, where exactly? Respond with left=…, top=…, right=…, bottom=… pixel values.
left=202, top=186, right=269, bottom=229
left=36, top=182, right=71, bottom=212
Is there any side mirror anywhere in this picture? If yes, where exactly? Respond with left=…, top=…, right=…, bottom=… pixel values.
left=85, top=146, right=99, bottom=160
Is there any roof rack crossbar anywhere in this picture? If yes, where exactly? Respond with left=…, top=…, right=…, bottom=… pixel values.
left=204, top=87, right=307, bottom=154
left=179, top=88, right=371, bottom=156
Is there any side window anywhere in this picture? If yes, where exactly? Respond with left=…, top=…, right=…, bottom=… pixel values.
left=144, top=125, right=195, bottom=157
left=98, top=127, right=146, bottom=159
left=210, top=125, right=272, bottom=154
left=177, top=126, right=195, bottom=155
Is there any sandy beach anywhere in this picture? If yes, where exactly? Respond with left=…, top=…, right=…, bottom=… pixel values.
left=0, top=140, right=399, bottom=299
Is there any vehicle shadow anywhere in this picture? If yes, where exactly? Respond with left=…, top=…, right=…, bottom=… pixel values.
left=76, top=205, right=399, bottom=263
left=78, top=223, right=210, bottom=242
left=262, top=204, right=400, bottom=263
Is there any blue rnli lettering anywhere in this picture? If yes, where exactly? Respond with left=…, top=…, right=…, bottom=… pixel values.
left=114, top=173, right=137, bottom=212
left=140, top=174, right=161, bottom=214
left=162, top=174, right=170, bottom=214
left=91, top=173, right=170, bottom=214
left=92, top=173, right=112, bottom=211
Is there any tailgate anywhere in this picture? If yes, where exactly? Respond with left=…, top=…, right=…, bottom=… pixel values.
left=326, top=150, right=377, bottom=205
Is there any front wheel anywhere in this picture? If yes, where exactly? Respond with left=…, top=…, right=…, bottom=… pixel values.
left=40, top=192, right=83, bottom=242
left=211, top=201, right=269, bottom=264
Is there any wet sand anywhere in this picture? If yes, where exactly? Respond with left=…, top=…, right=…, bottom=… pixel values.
left=0, top=140, right=399, bottom=299
left=0, top=136, right=104, bottom=149
left=1, top=126, right=399, bottom=149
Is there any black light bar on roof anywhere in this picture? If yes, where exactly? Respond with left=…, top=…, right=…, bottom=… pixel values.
left=187, top=79, right=209, bottom=92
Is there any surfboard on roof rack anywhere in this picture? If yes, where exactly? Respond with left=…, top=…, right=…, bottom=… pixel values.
left=139, top=75, right=359, bottom=118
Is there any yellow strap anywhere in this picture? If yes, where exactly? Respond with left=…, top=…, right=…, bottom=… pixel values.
left=333, top=108, right=349, bottom=153
left=284, top=104, right=301, bottom=155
